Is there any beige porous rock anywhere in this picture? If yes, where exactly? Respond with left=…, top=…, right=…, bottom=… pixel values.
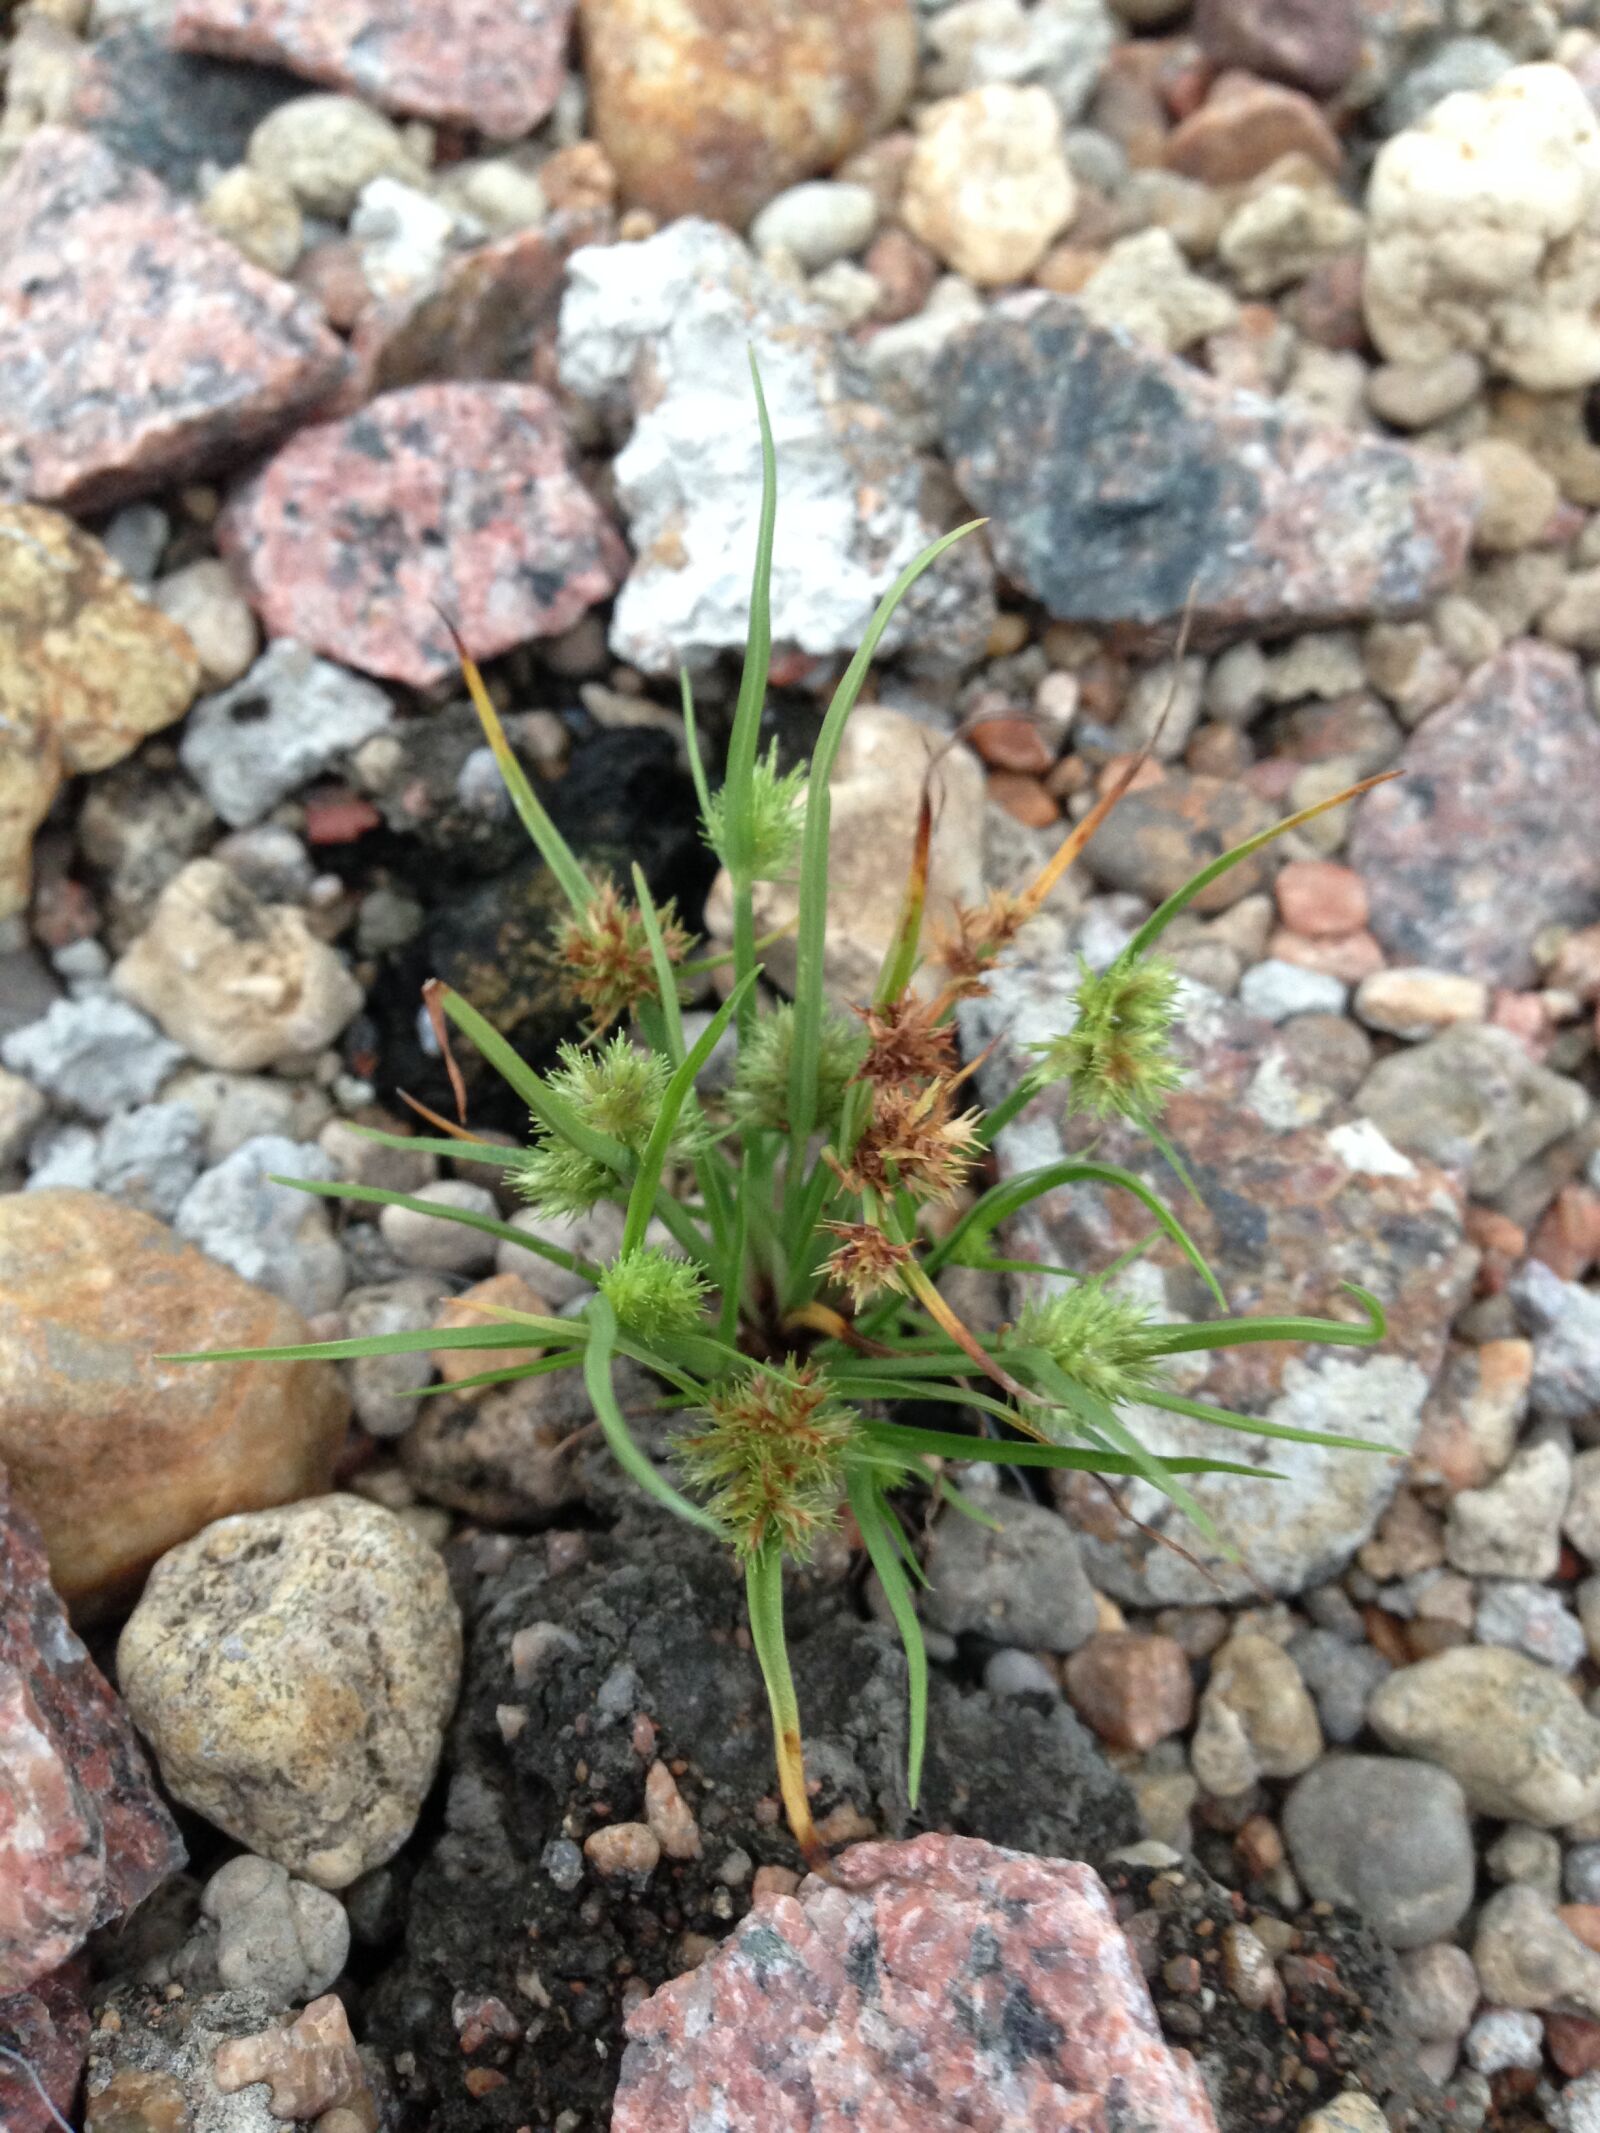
left=0, top=502, right=200, bottom=916
left=1364, top=64, right=1600, bottom=391
left=113, top=858, right=362, bottom=1070
left=119, top=1496, right=461, bottom=1887
left=0, top=1190, right=347, bottom=1614
left=579, top=0, right=915, bottom=227
left=902, top=84, right=1076, bottom=286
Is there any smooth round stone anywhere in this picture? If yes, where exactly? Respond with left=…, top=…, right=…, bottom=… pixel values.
left=1283, top=1753, right=1475, bottom=1948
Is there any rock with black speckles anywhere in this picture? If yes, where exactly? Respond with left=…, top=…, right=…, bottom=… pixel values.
left=935, top=299, right=1479, bottom=646
left=0, top=129, right=347, bottom=513
left=1350, top=642, right=1600, bottom=988
left=66, top=23, right=301, bottom=194
left=614, top=1833, right=1219, bottom=2132
left=219, top=382, right=627, bottom=688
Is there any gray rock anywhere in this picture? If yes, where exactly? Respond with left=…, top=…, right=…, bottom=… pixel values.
left=1287, top=1625, right=1391, bottom=1743
left=1567, top=1446, right=1600, bottom=1562
left=211, top=824, right=316, bottom=904
left=1237, top=958, right=1348, bottom=1024
left=1485, top=1823, right=1563, bottom=1903
left=1445, top=1439, right=1572, bottom=1579
left=343, top=1275, right=450, bottom=1436
left=922, top=1496, right=1097, bottom=1653
left=557, top=218, right=993, bottom=675
left=180, top=639, right=394, bottom=828
left=1474, top=1881, right=1600, bottom=2016
left=179, top=1853, right=350, bottom=2003
left=1377, top=34, right=1514, bottom=134
left=1476, top=1580, right=1588, bottom=1673
left=1, top=995, right=184, bottom=1119
left=175, top=1135, right=347, bottom=1315
left=748, top=180, right=877, bottom=269
left=1568, top=1842, right=1600, bottom=1904
left=1283, top=1753, right=1475, bottom=1948
left=924, top=0, right=1114, bottom=119
left=94, top=1100, right=205, bottom=1219
left=378, top=1179, right=499, bottom=1274
left=1369, top=1645, right=1600, bottom=1825
left=1395, top=1940, right=1479, bottom=2043
left=982, top=1648, right=1062, bottom=1697
left=101, top=500, right=170, bottom=582
left=85, top=1983, right=291, bottom=2132
left=1514, top=1259, right=1600, bottom=1437
left=166, top=1067, right=334, bottom=1164
left=1357, top=1023, right=1589, bottom=1197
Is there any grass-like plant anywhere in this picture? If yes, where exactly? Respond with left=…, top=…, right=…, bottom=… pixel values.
left=184, top=370, right=1391, bottom=1872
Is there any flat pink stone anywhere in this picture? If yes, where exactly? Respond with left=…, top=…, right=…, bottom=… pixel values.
left=614, top=1832, right=1219, bottom=2132
left=219, top=381, right=628, bottom=687
left=169, top=0, right=574, bottom=138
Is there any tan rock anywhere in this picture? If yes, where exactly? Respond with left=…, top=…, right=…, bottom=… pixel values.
left=1353, top=966, right=1489, bottom=1041
left=0, top=502, right=200, bottom=916
left=432, top=1272, right=549, bottom=1396
left=579, top=0, right=915, bottom=228
left=1464, top=437, right=1561, bottom=554
left=584, top=1820, right=661, bottom=1877
left=118, top=1496, right=461, bottom=1887
left=0, top=1190, right=347, bottom=1614
left=1191, top=1633, right=1322, bottom=1796
left=113, top=858, right=362, bottom=1070
left=703, top=702, right=984, bottom=1004
left=902, top=85, right=1076, bottom=286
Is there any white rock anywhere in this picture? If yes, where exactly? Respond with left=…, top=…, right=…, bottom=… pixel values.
left=0, top=995, right=183, bottom=1120
left=1217, top=181, right=1364, bottom=297
left=558, top=219, right=993, bottom=674
left=179, top=640, right=394, bottom=828
left=1364, top=63, right=1600, bottom=390
left=351, top=175, right=458, bottom=300
left=189, top=1853, right=350, bottom=2002
left=902, top=84, right=1077, bottom=286
left=94, top=1101, right=205, bottom=1220
left=1445, top=1438, right=1572, bottom=1579
left=922, top=0, right=1114, bottom=121
left=152, top=558, right=260, bottom=688
left=379, top=1179, right=500, bottom=1273
left=1238, top=959, right=1349, bottom=1024
left=1353, top=967, right=1490, bottom=1040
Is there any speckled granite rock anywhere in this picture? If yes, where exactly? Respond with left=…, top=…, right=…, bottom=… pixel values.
left=0, top=129, right=347, bottom=512
left=0, top=1191, right=348, bottom=1615
left=85, top=1984, right=300, bottom=2133
left=0, top=1470, right=183, bottom=1996
left=171, top=0, right=573, bottom=138
left=964, top=971, right=1475, bottom=1604
left=219, top=382, right=627, bottom=687
left=66, top=23, right=300, bottom=193
left=1350, top=642, right=1600, bottom=988
left=580, top=0, right=915, bottom=227
left=614, top=1834, right=1218, bottom=2132
left=0, top=1963, right=91, bottom=2133
left=936, top=299, right=1479, bottom=645
left=0, top=502, right=200, bottom=918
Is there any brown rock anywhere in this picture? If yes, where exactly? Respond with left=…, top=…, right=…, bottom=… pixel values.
left=0, top=1191, right=347, bottom=1614
left=986, top=770, right=1059, bottom=827
left=1193, top=0, right=1360, bottom=99
left=1273, top=858, right=1368, bottom=937
left=1531, top=1183, right=1600, bottom=1282
left=0, top=129, right=346, bottom=512
left=614, top=1835, right=1218, bottom=2131
left=432, top=1273, right=549, bottom=1395
left=584, top=1821, right=661, bottom=1879
left=1081, top=772, right=1278, bottom=910
left=0, top=503, right=200, bottom=919
left=1064, top=1631, right=1195, bottom=1750
left=579, top=0, right=916, bottom=228
left=1266, top=926, right=1385, bottom=983
left=1164, top=74, right=1344, bottom=189
left=969, top=713, right=1055, bottom=776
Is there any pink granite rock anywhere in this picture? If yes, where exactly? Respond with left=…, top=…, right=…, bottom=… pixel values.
left=0, top=129, right=347, bottom=514
left=219, top=381, right=628, bottom=686
left=170, top=0, right=574, bottom=137
left=0, top=1962, right=91, bottom=2133
left=1350, top=642, right=1600, bottom=990
left=0, top=1467, right=184, bottom=1998
left=613, top=1833, right=1218, bottom=2133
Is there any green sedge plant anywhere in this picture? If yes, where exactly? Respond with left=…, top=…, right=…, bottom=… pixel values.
left=181, top=366, right=1395, bottom=1873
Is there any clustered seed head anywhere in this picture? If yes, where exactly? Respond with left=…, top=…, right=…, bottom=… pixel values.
left=932, top=888, right=1032, bottom=996
left=597, top=1246, right=710, bottom=1341
left=731, top=1002, right=866, bottom=1136
left=1011, top=1279, right=1166, bottom=1408
left=838, top=1080, right=981, bottom=1207
left=852, top=997, right=958, bottom=1089
left=511, top=1034, right=707, bottom=1218
left=674, top=1361, right=858, bottom=1559
left=817, top=1221, right=915, bottom=1308
left=1032, top=955, right=1184, bottom=1125
left=556, top=879, right=690, bottom=1035
left=703, top=742, right=809, bottom=880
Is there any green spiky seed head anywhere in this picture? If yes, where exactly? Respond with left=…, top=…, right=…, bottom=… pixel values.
left=674, top=1360, right=858, bottom=1559
left=731, top=1002, right=866, bottom=1136
left=510, top=1139, right=614, bottom=1217
left=1012, top=1279, right=1166, bottom=1408
left=597, top=1246, right=710, bottom=1341
left=544, top=1034, right=675, bottom=1149
left=703, top=742, right=809, bottom=880
left=1031, top=955, right=1184, bottom=1124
